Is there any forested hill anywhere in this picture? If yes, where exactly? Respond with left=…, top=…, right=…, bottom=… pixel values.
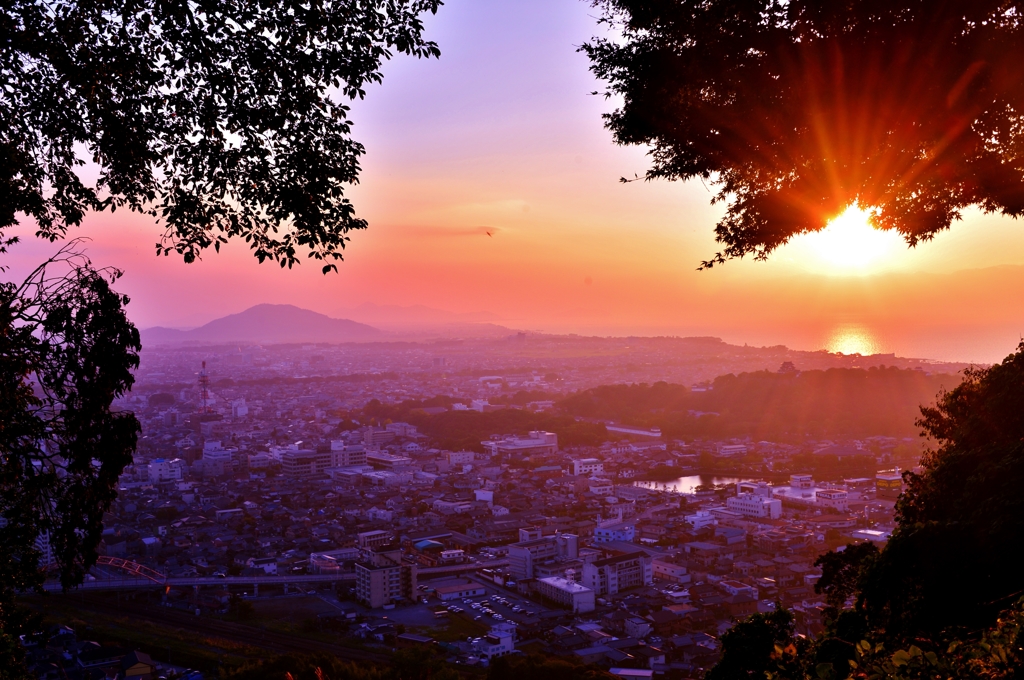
left=559, top=367, right=962, bottom=439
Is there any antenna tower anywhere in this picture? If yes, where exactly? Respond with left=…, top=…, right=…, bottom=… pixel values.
left=198, top=361, right=210, bottom=413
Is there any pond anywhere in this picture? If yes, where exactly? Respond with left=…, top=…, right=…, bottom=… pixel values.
left=633, top=474, right=757, bottom=494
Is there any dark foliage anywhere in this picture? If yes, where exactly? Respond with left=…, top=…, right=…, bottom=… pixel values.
left=2, top=0, right=441, bottom=272
left=857, top=342, right=1024, bottom=638
left=222, top=648, right=458, bottom=680
left=0, top=245, right=139, bottom=677
left=362, top=398, right=608, bottom=451
left=814, top=541, right=878, bottom=614
left=487, top=654, right=613, bottom=680
left=584, top=1, right=1024, bottom=267
left=705, top=343, right=1024, bottom=679
left=558, top=368, right=957, bottom=439
left=704, top=607, right=805, bottom=680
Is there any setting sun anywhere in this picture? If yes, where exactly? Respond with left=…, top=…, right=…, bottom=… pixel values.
left=802, top=205, right=904, bottom=272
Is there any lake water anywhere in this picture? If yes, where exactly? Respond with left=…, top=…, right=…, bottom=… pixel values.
left=634, top=475, right=756, bottom=494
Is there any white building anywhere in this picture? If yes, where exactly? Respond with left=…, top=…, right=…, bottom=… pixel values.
left=231, top=399, right=248, bottom=418
left=684, top=510, right=717, bottom=530
left=815, top=489, right=849, bottom=512
left=330, top=441, right=368, bottom=466
left=573, top=458, right=604, bottom=476
left=472, top=623, right=517, bottom=660
left=35, top=531, right=56, bottom=569
left=726, top=493, right=782, bottom=519
left=536, top=575, right=595, bottom=613
left=481, top=431, right=558, bottom=457
left=148, top=458, right=186, bottom=483
left=717, top=444, right=748, bottom=457
left=446, top=450, right=476, bottom=466
left=790, top=474, right=814, bottom=489
left=736, top=481, right=773, bottom=498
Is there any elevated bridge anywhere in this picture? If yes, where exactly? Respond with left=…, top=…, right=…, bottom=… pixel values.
left=44, top=557, right=509, bottom=592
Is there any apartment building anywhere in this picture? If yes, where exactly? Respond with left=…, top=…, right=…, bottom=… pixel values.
left=536, top=575, right=595, bottom=613
left=582, top=551, right=653, bottom=596
left=726, top=493, right=783, bottom=519
left=507, top=533, right=579, bottom=579
left=572, top=458, right=604, bottom=476
left=355, top=546, right=418, bottom=608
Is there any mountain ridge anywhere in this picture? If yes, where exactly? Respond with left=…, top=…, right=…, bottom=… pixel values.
left=140, top=304, right=380, bottom=346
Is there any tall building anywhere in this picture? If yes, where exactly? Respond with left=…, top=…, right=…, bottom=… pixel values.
left=35, top=531, right=56, bottom=569
left=507, top=533, right=579, bottom=579
left=581, top=551, right=653, bottom=596
left=331, top=443, right=367, bottom=466
left=355, top=546, right=417, bottom=608
left=201, top=442, right=234, bottom=477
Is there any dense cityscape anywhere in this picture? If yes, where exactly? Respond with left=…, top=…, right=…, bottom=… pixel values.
left=19, top=333, right=968, bottom=680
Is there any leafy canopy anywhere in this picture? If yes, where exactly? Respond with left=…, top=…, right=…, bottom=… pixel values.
left=2, top=0, right=441, bottom=272
left=585, top=1, right=1024, bottom=267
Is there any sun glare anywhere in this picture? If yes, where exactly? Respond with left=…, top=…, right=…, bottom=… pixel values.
left=826, top=323, right=882, bottom=356
left=803, top=205, right=903, bottom=272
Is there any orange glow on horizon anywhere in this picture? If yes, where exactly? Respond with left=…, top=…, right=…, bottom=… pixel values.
left=827, top=323, right=881, bottom=356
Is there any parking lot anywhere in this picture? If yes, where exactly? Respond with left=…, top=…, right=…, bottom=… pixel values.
left=422, top=578, right=553, bottom=627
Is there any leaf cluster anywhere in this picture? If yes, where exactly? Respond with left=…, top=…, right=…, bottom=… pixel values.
left=585, top=1, right=1024, bottom=267
left=2, top=0, right=441, bottom=272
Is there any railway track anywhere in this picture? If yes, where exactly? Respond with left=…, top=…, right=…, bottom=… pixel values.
left=51, top=595, right=390, bottom=664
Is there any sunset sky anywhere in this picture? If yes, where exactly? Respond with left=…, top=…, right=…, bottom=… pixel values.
left=6, top=0, right=1024, bottom=363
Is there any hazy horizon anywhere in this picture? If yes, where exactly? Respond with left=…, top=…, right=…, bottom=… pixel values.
left=4, top=0, right=1023, bottom=365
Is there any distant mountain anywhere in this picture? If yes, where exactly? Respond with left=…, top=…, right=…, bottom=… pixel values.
left=140, top=304, right=380, bottom=346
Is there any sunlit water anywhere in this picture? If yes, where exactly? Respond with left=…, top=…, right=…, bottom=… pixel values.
left=634, top=475, right=756, bottom=494
left=727, top=323, right=1012, bottom=365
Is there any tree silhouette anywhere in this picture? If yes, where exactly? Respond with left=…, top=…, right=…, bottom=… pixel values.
left=2, top=0, right=441, bottom=272
left=1, top=2, right=441, bottom=673
left=0, top=243, right=139, bottom=673
left=585, top=1, right=1024, bottom=267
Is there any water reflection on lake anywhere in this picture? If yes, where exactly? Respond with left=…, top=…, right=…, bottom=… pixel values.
left=634, top=475, right=755, bottom=494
